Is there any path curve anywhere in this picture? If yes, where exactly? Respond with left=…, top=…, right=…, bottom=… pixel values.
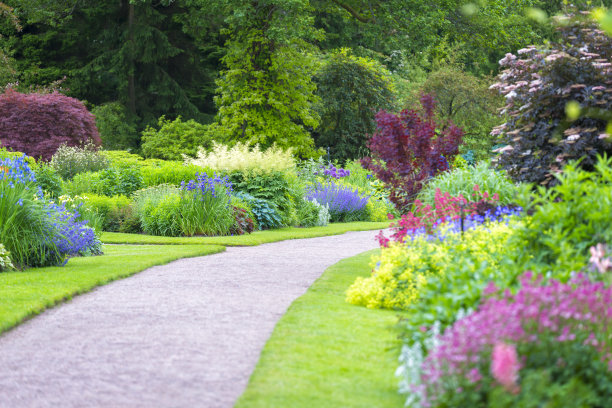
left=0, top=230, right=381, bottom=408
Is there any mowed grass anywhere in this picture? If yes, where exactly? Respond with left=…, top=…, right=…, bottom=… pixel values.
left=101, top=221, right=390, bottom=246
left=235, top=249, right=406, bottom=408
left=0, top=244, right=225, bottom=334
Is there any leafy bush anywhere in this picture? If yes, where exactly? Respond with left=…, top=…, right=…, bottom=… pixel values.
left=102, top=150, right=213, bottom=188
left=91, top=102, right=138, bottom=150
left=228, top=171, right=300, bottom=226
left=141, top=162, right=212, bottom=188
left=418, top=161, right=518, bottom=206
left=346, top=219, right=517, bottom=311
left=76, top=194, right=134, bottom=232
left=233, top=192, right=283, bottom=230
left=313, top=49, right=396, bottom=161
left=411, top=272, right=612, bottom=408
left=0, top=89, right=101, bottom=161
left=186, top=141, right=295, bottom=175
left=50, top=143, right=109, bottom=180
left=507, top=155, right=612, bottom=278
left=361, top=93, right=463, bottom=211
left=414, top=65, right=503, bottom=161
left=229, top=206, right=256, bottom=235
left=138, top=193, right=182, bottom=237
left=491, top=13, right=612, bottom=186
left=33, top=163, right=63, bottom=198
left=0, top=243, right=14, bottom=271
left=141, top=116, right=213, bottom=160
left=305, top=181, right=369, bottom=223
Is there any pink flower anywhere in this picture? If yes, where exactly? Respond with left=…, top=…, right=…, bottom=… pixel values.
left=491, top=343, right=520, bottom=394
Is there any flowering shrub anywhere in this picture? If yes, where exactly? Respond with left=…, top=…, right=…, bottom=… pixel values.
left=0, top=89, right=101, bottom=161
left=186, top=141, right=295, bottom=175
left=50, top=142, right=109, bottom=180
left=379, top=186, right=520, bottom=246
left=361, top=93, right=463, bottom=210
left=47, top=203, right=102, bottom=257
left=306, top=181, right=369, bottom=222
left=411, top=271, right=612, bottom=408
left=491, top=13, right=612, bottom=186
left=0, top=156, right=100, bottom=267
left=346, top=219, right=517, bottom=311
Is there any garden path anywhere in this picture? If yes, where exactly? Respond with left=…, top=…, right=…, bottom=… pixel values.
left=0, top=229, right=381, bottom=408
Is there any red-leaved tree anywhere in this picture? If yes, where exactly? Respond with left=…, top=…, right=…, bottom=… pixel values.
left=0, top=89, right=101, bottom=160
left=361, top=93, right=463, bottom=210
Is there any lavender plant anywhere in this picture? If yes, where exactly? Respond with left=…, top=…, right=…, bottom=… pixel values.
left=306, top=181, right=369, bottom=222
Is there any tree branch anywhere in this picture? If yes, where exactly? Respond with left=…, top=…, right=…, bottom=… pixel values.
left=330, top=0, right=374, bottom=23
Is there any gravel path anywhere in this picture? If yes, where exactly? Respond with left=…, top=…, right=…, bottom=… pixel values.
left=0, top=230, right=381, bottom=408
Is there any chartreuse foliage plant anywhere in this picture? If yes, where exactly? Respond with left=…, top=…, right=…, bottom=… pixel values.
left=313, top=48, right=396, bottom=162
left=507, top=155, right=612, bottom=278
left=0, top=89, right=101, bottom=161
left=491, top=12, right=612, bottom=186
left=141, top=116, right=213, bottom=160
left=346, top=220, right=517, bottom=310
left=418, top=161, right=518, bottom=206
left=212, top=2, right=322, bottom=158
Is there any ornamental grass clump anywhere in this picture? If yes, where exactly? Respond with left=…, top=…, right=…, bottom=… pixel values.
left=413, top=271, right=612, bottom=408
left=50, top=142, right=109, bottom=180
left=179, top=173, right=234, bottom=236
left=306, top=181, right=369, bottom=222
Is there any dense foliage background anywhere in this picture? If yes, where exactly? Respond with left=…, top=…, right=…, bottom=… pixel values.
left=0, top=0, right=589, bottom=157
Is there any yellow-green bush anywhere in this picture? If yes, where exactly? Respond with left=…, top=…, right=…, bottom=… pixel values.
left=346, top=221, right=516, bottom=310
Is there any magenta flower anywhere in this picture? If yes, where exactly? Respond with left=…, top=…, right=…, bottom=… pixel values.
left=491, top=343, right=520, bottom=393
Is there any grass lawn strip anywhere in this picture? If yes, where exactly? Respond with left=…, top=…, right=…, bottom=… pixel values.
left=235, top=249, right=405, bottom=408
left=101, top=221, right=389, bottom=245
left=0, top=244, right=225, bottom=334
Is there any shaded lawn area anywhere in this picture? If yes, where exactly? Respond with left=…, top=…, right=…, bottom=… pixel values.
left=101, top=221, right=389, bottom=245
left=0, top=244, right=225, bottom=334
left=235, top=249, right=406, bottom=408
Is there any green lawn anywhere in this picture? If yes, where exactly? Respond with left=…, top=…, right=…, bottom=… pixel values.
left=235, top=249, right=406, bottom=408
left=0, top=244, right=225, bottom=334
left=101, top=221, right=389, bottom=245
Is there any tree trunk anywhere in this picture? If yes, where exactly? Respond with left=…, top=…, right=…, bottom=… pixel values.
left=127, top=2, right=136, bottom=115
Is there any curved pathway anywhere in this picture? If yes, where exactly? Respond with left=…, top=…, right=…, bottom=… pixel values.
left=0, top=230, right=381, bottom=408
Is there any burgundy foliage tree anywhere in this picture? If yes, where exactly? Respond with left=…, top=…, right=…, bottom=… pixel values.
left=361, top=93, right=463, bottom=211
left=0, top=89, right=101, bottom=160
